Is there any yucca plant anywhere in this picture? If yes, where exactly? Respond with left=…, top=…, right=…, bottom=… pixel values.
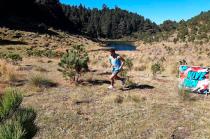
left=58, top=45, right=89, bottom=82
left=0, top=88, right=22, bottom=121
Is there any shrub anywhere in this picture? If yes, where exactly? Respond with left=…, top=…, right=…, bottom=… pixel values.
left=120, top=57, right=134, bottom=86
left=6, top=53, right=22, bottom=64
left=58, top=45, right=89, bottom=82
left=26, top=48, right=63, bottom=58
left=179, top=59, right=187, bottom=65
left=151, top=63, right=164, bottom=77
left=124, top=58, right=133, bottom=71
left=0, top=88, right=37, bottom=139
left=0, top=53, right=22, bottom=64
left=29, top=75, right=57, bottom=88
left=0, top=88, right=22, bottom=121
left=15, top=108, right=37, bottom=138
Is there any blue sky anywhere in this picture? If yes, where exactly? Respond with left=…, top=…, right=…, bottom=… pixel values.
left=60, top=0, right=210, bottom=24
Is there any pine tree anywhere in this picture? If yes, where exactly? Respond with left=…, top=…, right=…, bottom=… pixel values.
left=58, top=45, right=89, bottom=82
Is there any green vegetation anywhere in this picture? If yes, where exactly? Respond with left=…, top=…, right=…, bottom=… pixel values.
left=124, top=58, right=133, bottom=71
left=120, top=57, right=134, bottom=86
left=133, top=10, right=210, bottom=43
left=0, top=52, right=22, bottom=64
left=0, top=120, right=25, bottom=139
left=0, top=88, right=37, bottom=139
left=0, top=88, right=22, bottom=121
left=58, top=45, right=89, bottom=82
left=0, top=0, right=160, bottom=39
left=62, top=4, right=159, bottom=38
left=151, top=63, right=164, bottom=77
left=26, top=48, right=63, bottom=58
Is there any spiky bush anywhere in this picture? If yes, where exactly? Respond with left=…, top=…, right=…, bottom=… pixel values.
left=15, top=108, right=37, bottom=138
left=58, top=45, right=89, bottom=82
left=0, top=88, right=37, bottom=139
left=0, top=88, right=22, bottom=121
left=0, top=120, right=25, bottom=139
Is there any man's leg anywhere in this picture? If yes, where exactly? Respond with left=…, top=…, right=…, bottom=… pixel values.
left=115, top=75, right=124, bottom=81
left=114, top=71, right=126, bottom=86
left=110, top=74, right=115, bottom=86
left=109, top=71, right=118, bottom=87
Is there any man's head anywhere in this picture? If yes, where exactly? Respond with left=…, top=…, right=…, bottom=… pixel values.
left=109, top=48, right=116, bottom=56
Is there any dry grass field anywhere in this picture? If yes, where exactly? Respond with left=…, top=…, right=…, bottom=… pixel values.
left=1, top=27, right=210, bottom=138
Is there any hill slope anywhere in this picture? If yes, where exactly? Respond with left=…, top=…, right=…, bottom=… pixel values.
left=138, top=10, right=210, bottom=43
left=0, top=27, right=210, bottom=138
left=0, top=0, right=159, bottom=39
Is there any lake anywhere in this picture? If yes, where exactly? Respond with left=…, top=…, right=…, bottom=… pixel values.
left=106, top=41, right=136, bottom=51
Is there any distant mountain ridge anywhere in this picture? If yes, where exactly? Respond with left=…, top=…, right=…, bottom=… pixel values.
left=136, top=10, right=210, bottom=43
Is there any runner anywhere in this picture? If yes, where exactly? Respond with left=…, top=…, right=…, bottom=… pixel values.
left=108, top=48, right=126, bottom=89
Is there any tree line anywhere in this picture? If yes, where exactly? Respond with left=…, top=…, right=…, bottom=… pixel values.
left=62, top=4, right=160, bottom=38
left=0, top=0, right=162, bottom=39
left=2, top=0, right=209, bottom=41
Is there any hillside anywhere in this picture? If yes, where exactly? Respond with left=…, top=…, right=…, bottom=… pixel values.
left=0, top=0, right=159, bottom=39
left=0, top=25, right=210, bottom=138
left=0, top=0, right=76, bottom=32
left=138, top=10, right=210, bottom=43
left=1, top=1, right=210, bottom=138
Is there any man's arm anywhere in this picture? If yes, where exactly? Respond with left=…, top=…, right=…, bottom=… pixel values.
left=109, top=57, right=113, bottom=67
left=119, top=56, right=125, bottom=70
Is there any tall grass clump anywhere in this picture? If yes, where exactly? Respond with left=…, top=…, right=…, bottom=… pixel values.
left=29, top=74, right=57, bottom=88
left=0, top=60, right=19, bottom=82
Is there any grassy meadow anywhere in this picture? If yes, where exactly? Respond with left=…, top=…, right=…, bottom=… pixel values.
left=1, top=27, right=210, bottom=138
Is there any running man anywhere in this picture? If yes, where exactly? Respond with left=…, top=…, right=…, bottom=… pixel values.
left=108, top=48, right=126, bottom=89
